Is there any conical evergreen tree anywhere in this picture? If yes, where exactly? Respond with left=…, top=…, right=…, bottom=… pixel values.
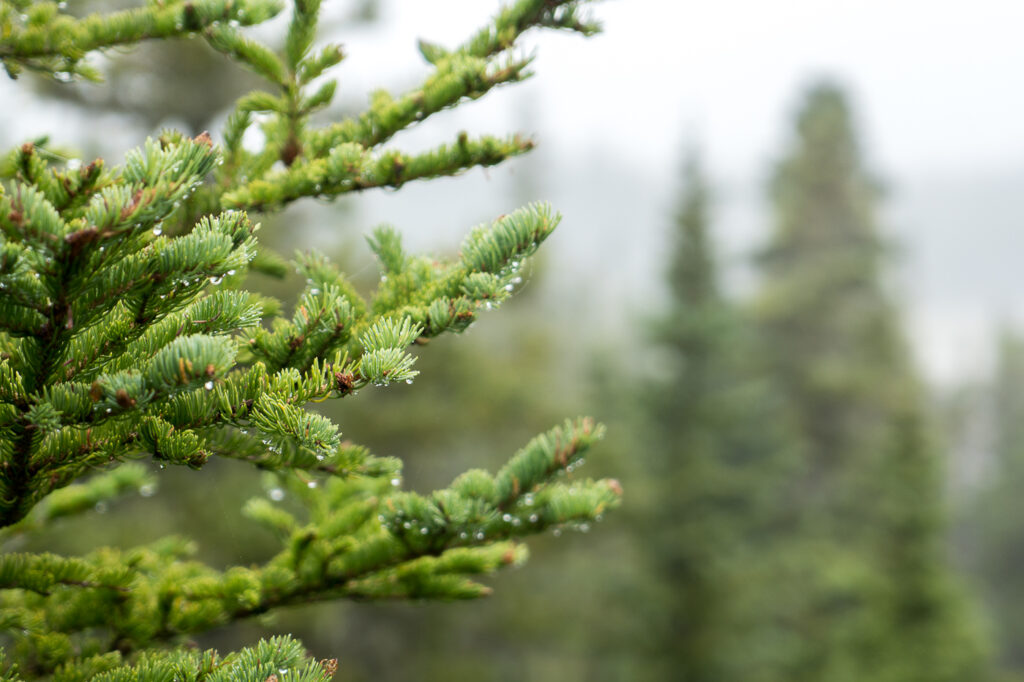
left=754, top=82, right=989, bottom=681
left=641, top=151, right=801, bottom=681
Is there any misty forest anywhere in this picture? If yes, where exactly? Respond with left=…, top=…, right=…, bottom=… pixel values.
left=0, top=0, right=1022, bottom=680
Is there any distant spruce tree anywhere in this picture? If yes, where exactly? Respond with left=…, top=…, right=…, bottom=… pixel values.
left=0, top=1, right=621, bottom=679
left=754, top=82, right=990, bottom=681
left=641, top=151, right=802, bottom=681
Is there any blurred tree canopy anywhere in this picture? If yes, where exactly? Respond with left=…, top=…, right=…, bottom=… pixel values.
left=752, top=83, right=990, bottom=682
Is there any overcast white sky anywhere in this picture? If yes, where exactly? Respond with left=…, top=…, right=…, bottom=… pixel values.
left=359, top=0, right=1024, bottom=178
left=2, top=0, right=1023, bottom=383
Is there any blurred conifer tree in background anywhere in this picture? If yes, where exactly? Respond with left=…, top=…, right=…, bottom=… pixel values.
left=633, top=150, right=803, bottom=681
left=753, top=83, right=990, bottom=682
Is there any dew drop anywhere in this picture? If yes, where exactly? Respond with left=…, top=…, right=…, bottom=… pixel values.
left=578, top=523, right=590, bottom=533
left=405, top=379, right=413, bottom=385
left=459, top=531, right=468, bottom=540
left=528, top=514, right=539, bottom=523
left=152, top=226, right=163, bottom=236
left=309, top=287, right=320, bottom=295
left=403, top=521, right=412, bottom=530
left=552, top=528, right=562, bottom=537
left=204, top=380, right=214, bottom=390
left=307, top=480, right=318, bottom=489
left=420, top=527, right=429, bottom=534
left=316, top=453, right=325, bottom=461
left=139, top=484, right=156, bottom=498
left=209, top=275, right=223, bottom=285
left=502, top=513, right=513, bottom=523
left=474, top=531, right=485, bottom=540
left=227, top=269, right=236, bottom=276
left=390, top=477, right=401, bottom=487
left=94, top=502, right=107, bottom=513
left=269, top=488, right=285, bottom=501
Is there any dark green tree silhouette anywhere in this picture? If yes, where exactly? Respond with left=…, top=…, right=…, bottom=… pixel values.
left=640, top=150, right=802, bottom=681
left=753, top=82, right=990, bottom=682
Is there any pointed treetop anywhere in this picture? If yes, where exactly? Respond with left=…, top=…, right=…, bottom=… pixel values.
left=762, top=80, right=885, bottom=278
left=668, top=147, right=717, bottom=310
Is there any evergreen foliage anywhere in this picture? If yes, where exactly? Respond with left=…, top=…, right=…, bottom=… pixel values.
left=0, top=1, right=620, bottom=679
left=753, top=82, right=989, bottom=682
left=287, top=322, right=607, bottom=681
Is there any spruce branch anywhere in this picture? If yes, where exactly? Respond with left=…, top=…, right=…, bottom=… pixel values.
left=0, top=0, right=283, bottom=80
left=174, top=0, right=595, bottom=221
left=0, top=420, right=619, bottom=675
left=0, top=0, right=614, bottom=676
left=222, top=133, right=535, bottom=211
left=0, top=135, right=587, bottom=526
